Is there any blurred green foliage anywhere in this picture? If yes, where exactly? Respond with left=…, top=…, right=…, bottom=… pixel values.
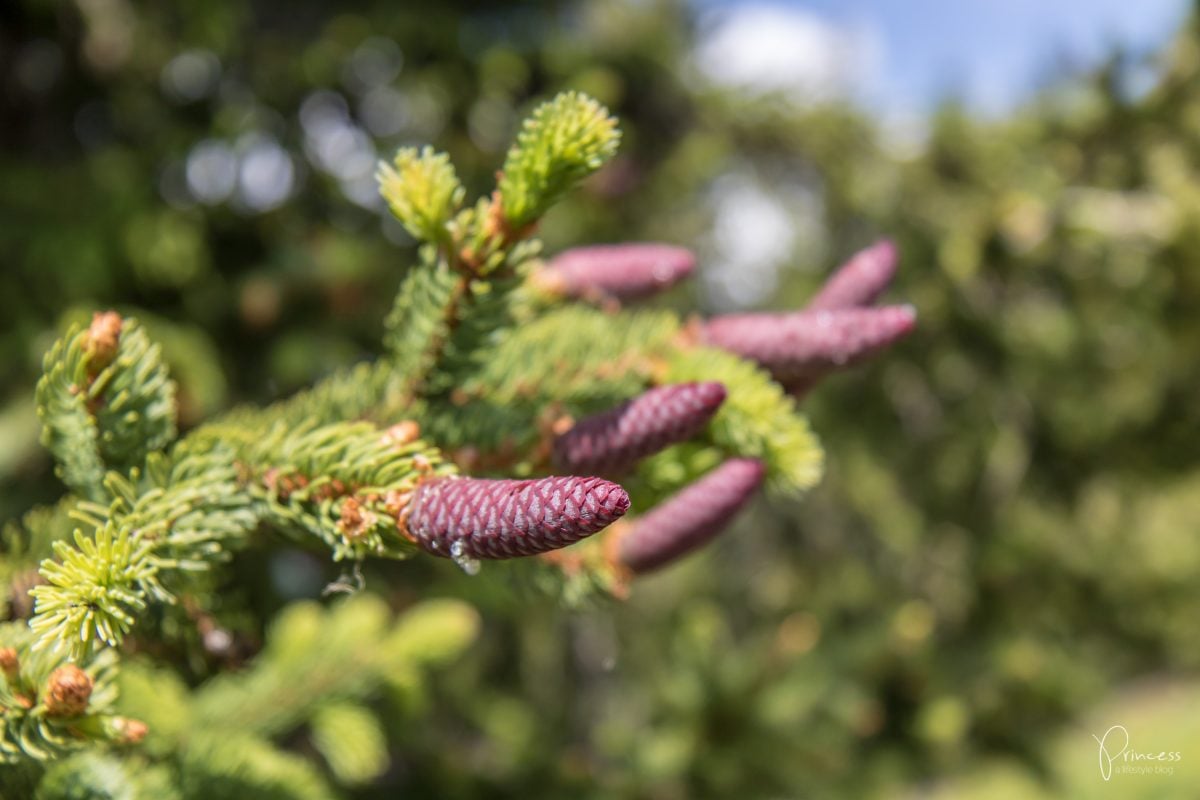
left=3, top=0, right=1200, bottom=797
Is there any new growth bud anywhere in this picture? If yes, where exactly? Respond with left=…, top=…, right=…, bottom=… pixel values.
left=618, top=458, right=766, bottom=574
left=83, top=311, right=123, bottom=371
left=338, top=496, right=373, bottom=542
left=539, top=243, right=696, bottom=302
left=44, top=664, right=93, bottom=717
left=111, top=716, right=149, bottom=744
left=553, top=382, right=726, bottom=475
left=409, top=475, right=630, bottom=559
left=382, top=420, right=421, bottom=447
left=376, top=146, right=465, bottom=243
left=498, top=92, right=621, bottom=229
left=0, top=647, right=18, bottom=683
left=700, top=305, right=916, bottom=387
left=806, top=240, right=898, bottom=310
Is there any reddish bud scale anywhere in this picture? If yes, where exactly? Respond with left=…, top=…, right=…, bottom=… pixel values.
left=408, top=475, right=630, bottom=559
left=806, top=240, right=898, bottom=311
left=544, top=243, right=696, bottom=301
left=553, top=382, right=727, bottom=475
left=618, top=458, right=766, bottom=574
left=0, top=647, right=18, bottom=682
left=83, top=310, right=123, bottom=373
left=700, top=305, right=916, bottom=384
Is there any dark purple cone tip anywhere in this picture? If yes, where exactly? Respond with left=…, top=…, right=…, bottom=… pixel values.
left=409, top=475, right=630, bottom=560
left=618, top=458, right=766, bottom=574
left=806, top=240, right=898, bottom=311
left=700, top=304, right=916, bottom=384
left=553, top=382, right=727, bottom=476
left=544, top=243, right=696, bottom=301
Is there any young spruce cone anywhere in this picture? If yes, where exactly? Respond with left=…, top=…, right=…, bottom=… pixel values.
left=700, top=305, right=916, bottom=386
left=806, top=240, right=897, bottom=310
left=618, top=458, right=766, bottom=574
left=43, top=664, right=93, bottom=717
left=553, top=382, right=727, bottom=475
left=409, top=475, right=630, bottom=559
left=537, top=243, right=695, bottom=301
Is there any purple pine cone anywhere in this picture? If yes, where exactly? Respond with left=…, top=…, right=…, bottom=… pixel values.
left=541, top=243, right=696, bottom=301
left=409, top=475, right=630, bottom=559
left=700, top=304, right=916, bottom=385
left=806, top=240, right=898, bottom=310
left=618, top=458, right=765, bottom=574
left=553, top=382, right=727, bottom=475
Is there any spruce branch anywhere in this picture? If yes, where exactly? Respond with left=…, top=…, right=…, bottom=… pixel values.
left=29, top=443, right=257, bottom=659
left=1, top=500, right=83, bottom=620
left=384, top=238, right=535, bottom=400
left=309, top=702, right=388, bottom=785
left=82, top=597, right=477, bottom=798
left=219, top=418, right=456, bottom=561
left=11, top=96, right=914, bottom=676
left=225, top=360, right=401, bottom=434
left=420, top=271, right=528, bottom=396
left=30, top=521, right=162, bottom=658
left=415, top=304, right=682, bottom=458
left=0, top=88, right=936, bottom=795
left=34, top=326, right=105, bottom=501
left=36, top=314, right=177, bottom=500
left=179, top=733, right=337, bottom=800
left=191, top=595, right=478, bottom=738
left=0, top=622, right=139, bottom=764
left=384, top=249, right=463, bottom=391
left=456, top=305, right=680, bottom=411
left=658, top=347, right=823, bottom=493
left=79, top=314, right=178, bottom=474
left=498, top=91, right=621, bottom=230
left=31, top=752, right=168, bottom=800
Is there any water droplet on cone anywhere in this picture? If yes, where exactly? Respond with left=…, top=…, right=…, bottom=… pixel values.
left=450, top=540, right=481, bottom=576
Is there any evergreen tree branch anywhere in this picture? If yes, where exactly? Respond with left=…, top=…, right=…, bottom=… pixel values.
left=35, top=314, right=176, bottom=501
left=191, top=595, right=477, bottom=738
left=29, top=443, right=256, bottom=659
left=376, top=146, right=464, bottom=247
left=215, top=418, right=456, bottom=562
left=0, top=622, right=143, bottom=765
left=498, top=92, right=621, bottom=230
left=309, top=702, right=388, bottom=786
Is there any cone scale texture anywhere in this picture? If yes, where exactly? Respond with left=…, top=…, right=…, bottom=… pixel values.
left=618, top=458, right=766, bottom=574
left=553, top=382, right=727, bottom=475
left=409, top=475, right=630, bottom=559
left=806, top=240, right=898, bottom=310
left=542, top=243, right=695, bottom=301
left=700, top=305, right=916, bottom=384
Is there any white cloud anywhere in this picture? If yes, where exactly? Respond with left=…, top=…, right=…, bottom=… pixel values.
left=692, top=3, right=883, bottom=103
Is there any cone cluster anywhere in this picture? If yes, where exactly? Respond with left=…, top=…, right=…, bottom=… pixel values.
left=412, top=240, right=913, bottom=574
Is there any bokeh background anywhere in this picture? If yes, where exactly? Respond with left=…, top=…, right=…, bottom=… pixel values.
left=4, top=0, right=1200, bottom=796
